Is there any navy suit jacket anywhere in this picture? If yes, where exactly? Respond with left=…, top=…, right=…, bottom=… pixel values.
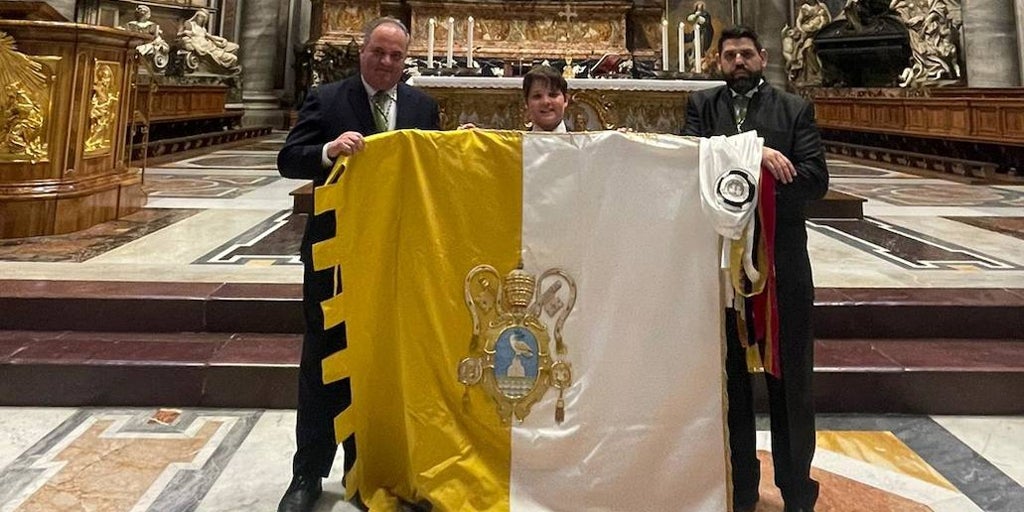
left=279, top=75, right=440, bottom=262
left=279, top=75, right=440, bottom=183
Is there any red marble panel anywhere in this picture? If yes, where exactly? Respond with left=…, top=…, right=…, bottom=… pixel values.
left=210, top=334, right=302, bottom=365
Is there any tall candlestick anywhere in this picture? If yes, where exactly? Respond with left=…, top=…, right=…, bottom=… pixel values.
left=694, top=22, right=703, bottom=73
left=467, top=16, right=474, bottom=68
left=446, top=17, right=455, bottom=68
left=677, top=21, right=685, bottom=72
left=427, top=18, right=436, bottom=68
left=661, top=19, right=669, bottom=71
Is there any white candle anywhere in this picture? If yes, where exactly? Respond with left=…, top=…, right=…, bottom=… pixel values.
left=677, top=21, right=685, bottom=72
left=427, top=18, right=435, bottom=68
left=694, top=21, right=703, bottom=73
left=467, top=16, right=474, bottom=68
left=661, top=19, right=669, bottom=71
left=446, top=17, right=455, bottom=68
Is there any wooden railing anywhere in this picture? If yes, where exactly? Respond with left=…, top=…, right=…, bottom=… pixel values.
left=811, top=89, right=1024, bottom=147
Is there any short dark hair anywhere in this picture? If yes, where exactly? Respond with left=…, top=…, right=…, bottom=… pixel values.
left=363, top=17, right=410, bottom=46
left=522, top=65, right=568, bottom=100
left=718, top=25, right=763, bottom=54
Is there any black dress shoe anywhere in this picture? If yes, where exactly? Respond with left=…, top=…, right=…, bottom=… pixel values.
left=277, top=474, right=322, bottom=512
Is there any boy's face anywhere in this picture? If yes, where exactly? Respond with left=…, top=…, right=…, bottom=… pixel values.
left=525, top=81, right=568, bottom=132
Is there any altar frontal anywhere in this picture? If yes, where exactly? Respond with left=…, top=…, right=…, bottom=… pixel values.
left=312, top=129, right=762, bottom=511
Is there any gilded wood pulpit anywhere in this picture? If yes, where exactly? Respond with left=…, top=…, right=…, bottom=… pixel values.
left=0, top=19, right=148, bottom=238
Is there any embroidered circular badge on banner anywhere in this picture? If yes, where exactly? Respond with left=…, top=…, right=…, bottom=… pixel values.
left=715, top=169, right=757, bottom=212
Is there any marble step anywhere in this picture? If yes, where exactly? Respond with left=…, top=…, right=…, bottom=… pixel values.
left=1, top=281, right=1021, bottom=339
left=0, top=330, right=299, bottom=408
left=0, top=331, right=1020, bottom=414
left=814, top=288, right=1024, bottom=339
left=0, top=281, right=304, bottom=334
left=810, top=338, right=1024, bottom=415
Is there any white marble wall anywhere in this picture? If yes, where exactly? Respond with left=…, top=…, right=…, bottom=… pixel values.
left=963, top=0, right=1022, bottom=86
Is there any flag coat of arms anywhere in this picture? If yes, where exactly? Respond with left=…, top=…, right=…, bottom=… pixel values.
left=312, top=129, right=762, bottom=511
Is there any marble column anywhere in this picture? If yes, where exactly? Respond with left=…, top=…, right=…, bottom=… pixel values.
left=1016, top=0, right=1024, bottom=84
left=239, top=0, right=286, bottom=127
left=962, top=0, right=1021, bottom=86
left=282, top=0, right=311, bottom=110
left=751, top=0, right=789, bottom=86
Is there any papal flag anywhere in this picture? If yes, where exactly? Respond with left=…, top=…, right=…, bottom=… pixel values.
left=312, top=129, right=763, bottom=511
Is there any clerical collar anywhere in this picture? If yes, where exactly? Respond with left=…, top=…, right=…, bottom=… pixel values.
left=729, top=79, right=764, bottom=99
left=361, top=77, right=397, bottom=101
left=532, top=120, right=567, bottom=133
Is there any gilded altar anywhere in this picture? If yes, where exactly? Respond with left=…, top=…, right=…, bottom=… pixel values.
left=301, top=0, right=667, bottom=86
left=0, top=20, right=148, bottom=238
left=407, top=0, right=632, bottom=61
left=406, top=76, right=722, bottom=132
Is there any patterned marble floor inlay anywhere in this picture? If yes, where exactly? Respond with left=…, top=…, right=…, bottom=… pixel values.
left=0, top=209, right=201, bottom=263
left=144, top=175, right=281, bottom=198
left=947, top=217, right=1024, bottom=242
left=829, top=183, right=1024, bottom=207
left=0, top=408, right=260, bottom=512
left=195, top=210, right=303, bottom=265
left=812, top=415, right=1024, bottom=512
left=181, top=155, right=279, bottom=169
left=827, top=162, right=913, bottom=179
left=0, top=410, right=1020, bottom=511
left=808, top=218, right=1020, bottom=270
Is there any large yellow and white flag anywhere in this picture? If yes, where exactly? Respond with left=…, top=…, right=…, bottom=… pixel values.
left=313, top=129, right=761, bottom=512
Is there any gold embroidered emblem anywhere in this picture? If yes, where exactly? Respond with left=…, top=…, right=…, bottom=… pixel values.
left=459, top=264, right=576, bottom=423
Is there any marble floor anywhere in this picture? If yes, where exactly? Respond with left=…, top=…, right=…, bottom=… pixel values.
left=0, top=408, right=1021, bottom=511
left=0, top=133, right=1022, bottom=288
left=1, top=134, right=1023, bottom=511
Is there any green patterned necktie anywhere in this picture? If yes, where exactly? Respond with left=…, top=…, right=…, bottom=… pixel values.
left=372, top=90, right=390, bottom=132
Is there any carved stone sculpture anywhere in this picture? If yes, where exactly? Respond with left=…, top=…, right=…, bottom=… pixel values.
left=782, top=0, right=832, bottom=85
left=177, top=9, right=239, bottom=73
left=124, top=5, right=170, bottom=71
left=890, top=0, right=962, bottom=87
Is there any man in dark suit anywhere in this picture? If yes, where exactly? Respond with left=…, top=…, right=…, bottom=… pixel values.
left=683, top=26, right=829, bottom=512
left=276, top=16, right=440, bottom=512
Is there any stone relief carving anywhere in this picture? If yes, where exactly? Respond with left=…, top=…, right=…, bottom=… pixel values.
left=124, top=5, right=171, bottom=71
left=177, top=8, right=240, bottom=73
left=425, top=87, right=685, bottom=134
left=890, top=0, right=962, bottom=87
left=782, top=0, right=832, bottom=85
left=0, top=31, right=50, bottom=163
left=323, top=3, right=377, bottom=39
left=85, top=62, right=120, bottom=154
